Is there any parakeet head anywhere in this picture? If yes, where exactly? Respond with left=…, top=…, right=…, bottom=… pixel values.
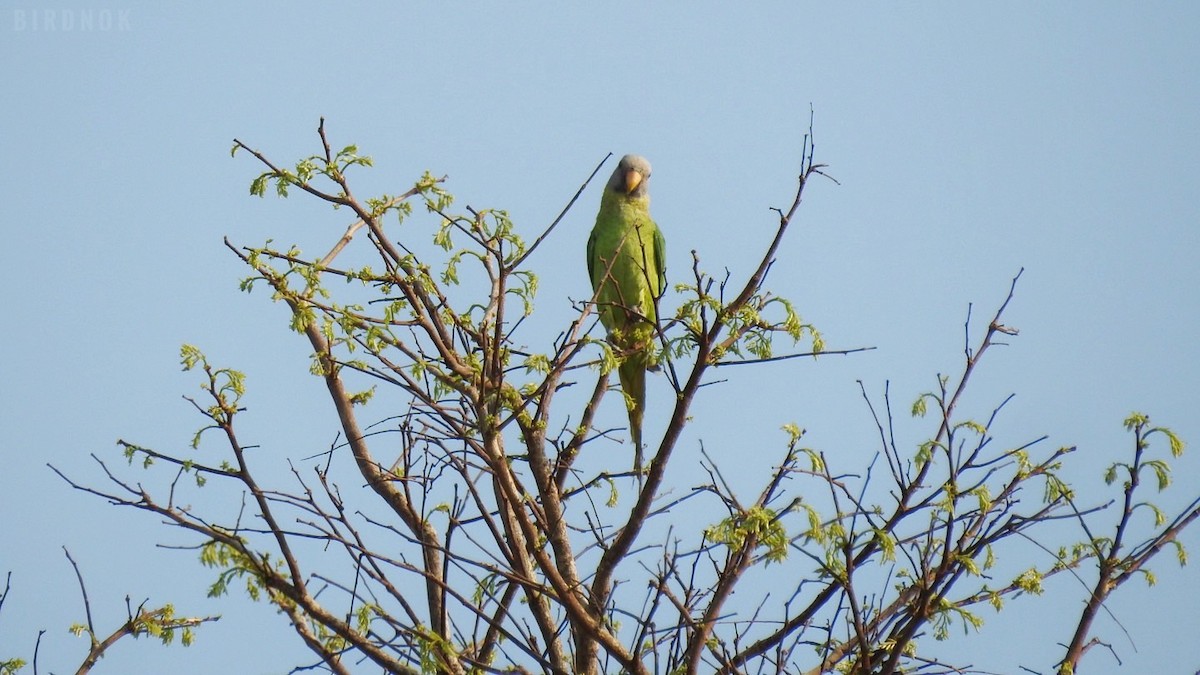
left=607, top=154, right=652, bottom=198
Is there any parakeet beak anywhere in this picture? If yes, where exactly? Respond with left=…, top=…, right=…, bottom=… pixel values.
left=624, top=169, right=644, bottom=194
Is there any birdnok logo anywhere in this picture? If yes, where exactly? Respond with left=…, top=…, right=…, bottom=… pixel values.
left=10, top=9, right=132, bottom=32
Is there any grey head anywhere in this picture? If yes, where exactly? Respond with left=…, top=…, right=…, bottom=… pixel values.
left=606, top=154, right=652, bottom=197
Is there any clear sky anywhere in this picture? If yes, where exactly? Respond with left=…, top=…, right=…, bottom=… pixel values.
left=2, top=2, right=1198, bottom=673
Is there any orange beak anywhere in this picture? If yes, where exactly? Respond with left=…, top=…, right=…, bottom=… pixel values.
left=624, top=168, right=644, bottom=194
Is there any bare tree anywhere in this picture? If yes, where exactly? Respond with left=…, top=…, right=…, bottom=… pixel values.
left=14, top=118, right=1195, bottom=674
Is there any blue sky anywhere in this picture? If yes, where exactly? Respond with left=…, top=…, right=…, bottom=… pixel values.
left=2, top=2, right=1198, bottom=673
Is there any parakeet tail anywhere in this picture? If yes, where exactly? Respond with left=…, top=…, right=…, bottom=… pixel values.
left=617, top=358, right=646, bottom=475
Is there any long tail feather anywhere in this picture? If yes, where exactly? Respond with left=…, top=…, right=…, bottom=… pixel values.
left=617, top=359, right=646, bottom=475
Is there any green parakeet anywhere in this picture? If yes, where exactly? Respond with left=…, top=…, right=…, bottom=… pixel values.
left=587, top=154, right=666, bottom=472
